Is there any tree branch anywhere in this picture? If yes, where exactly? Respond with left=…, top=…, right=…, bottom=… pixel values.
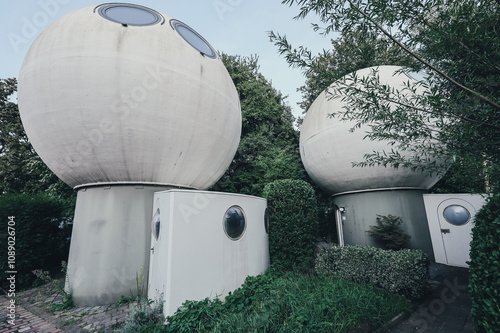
left=346, top=0, right=500, bottom=111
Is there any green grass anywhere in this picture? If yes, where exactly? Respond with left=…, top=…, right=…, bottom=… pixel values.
left=120, top=271, right=411, bottom=333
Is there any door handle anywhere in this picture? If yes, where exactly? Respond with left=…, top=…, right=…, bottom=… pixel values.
left=441, top=229, right=450, bottom=234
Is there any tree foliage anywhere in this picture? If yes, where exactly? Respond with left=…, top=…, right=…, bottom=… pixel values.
left=211, top=54, right=307, bottom=196
left=270, top=0, right=500, bottom=191
left=469, top=194, right=500, bottom=332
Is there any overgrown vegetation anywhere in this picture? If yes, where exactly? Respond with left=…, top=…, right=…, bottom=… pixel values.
left=366, top=214, right=411, bottom=250
left=316, top=245, right=429, bottom=300
left=120, top=299, right=165, bottom=333
left=0, top=193, right=73, bottom=291
left=119, top=272, right=410, bottom=332
left=263, top=179, right=318, bottom=272
left=469, top=194, right=500, bottom=332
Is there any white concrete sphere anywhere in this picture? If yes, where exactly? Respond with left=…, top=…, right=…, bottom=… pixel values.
left=300, top=66, right=441, bottom=195
left=18, top=4, right=241, bottom=190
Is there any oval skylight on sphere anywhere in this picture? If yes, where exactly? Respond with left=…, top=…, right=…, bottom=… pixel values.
left=170, top=19, right=217, bottom=58
left=443, top=205, right=470, bottom=226
left=97, top=3, right=163, bottom=26
left=224, top=206, right=246, bottom=240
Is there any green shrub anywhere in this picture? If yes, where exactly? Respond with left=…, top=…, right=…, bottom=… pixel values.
left=366, top=214, right=411, bottom=250
left=162, top=272, right=410, bottom=332
left=0, top=193, right=73, bottom=290
left=262, top=179, right=318, bottom=272
left=469, top=194, right=500, bottom=333
left=315, top=245, right=429, bottom=299
left=120, top=300, right=165, bottom=333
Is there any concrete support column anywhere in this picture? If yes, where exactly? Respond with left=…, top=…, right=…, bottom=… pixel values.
left=65, top=184, right=171, bottom=306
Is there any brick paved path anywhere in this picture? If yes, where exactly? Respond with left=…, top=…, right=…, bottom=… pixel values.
left=0, top=292, right=131, bottom=333
left=0, top=295, right=61, bottom=333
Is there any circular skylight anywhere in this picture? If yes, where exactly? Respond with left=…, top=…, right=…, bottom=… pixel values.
left=223, top=206, right=246, bottom=240
left=443, top=205, right=470, bottom=226
left=97, top=3, right=163, bottom=26
left=170, top=19, right=217, bottom=59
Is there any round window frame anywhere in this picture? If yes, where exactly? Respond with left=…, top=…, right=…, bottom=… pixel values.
left=151, top=208, right=161, bottom=240
left=96, top=3, right=164, bottom=26
left=442, top=205, right=471, bottom=226
left=169, top=19, right=217, bottom=59
left=223, top=205, right=247, bottom=241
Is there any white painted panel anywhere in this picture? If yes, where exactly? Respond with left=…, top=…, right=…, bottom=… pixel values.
left=148, top=190, right=269, bottom=317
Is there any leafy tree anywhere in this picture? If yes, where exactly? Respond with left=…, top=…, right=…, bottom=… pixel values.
left=211, top=54, right=307, bottom=196
left=0, top=78, right=74, bottom=200
left=270, top=0, right=500, bottom=191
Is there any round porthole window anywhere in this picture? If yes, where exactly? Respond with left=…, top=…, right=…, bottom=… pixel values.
left=170, top=19, right=217, bottom=59
left=264, top=208, right=270, bottom=234
left=97, top=3, right=163, bottom=26
left=443, top=205, right=470, bottom=226
left=152, top=208, right=160, bottom=240
left=224, top=206, right=246, bottom=240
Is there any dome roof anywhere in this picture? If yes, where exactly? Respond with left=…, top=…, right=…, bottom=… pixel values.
left=18, top=4, right=241, bottom=190
left=300, top=66, right=442, bottom=195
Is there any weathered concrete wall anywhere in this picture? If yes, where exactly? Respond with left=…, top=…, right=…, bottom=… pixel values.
left=66, top=185, right=171, bottom=306
left=333, top=189, right=435, bottom=260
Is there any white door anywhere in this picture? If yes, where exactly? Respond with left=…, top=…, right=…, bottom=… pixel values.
left=436, top=198, right=477, bottom=267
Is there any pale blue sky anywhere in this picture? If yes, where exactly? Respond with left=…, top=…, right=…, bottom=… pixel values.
left=0, top=0, right=333, bottom=118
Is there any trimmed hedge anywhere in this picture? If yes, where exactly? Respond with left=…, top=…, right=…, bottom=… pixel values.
left=469, top=194, right=500, bottom=333
left=0, top=193, right=72, bottom=290
left=263, top=179, right=318, bottom=272
left=315, top=245, right=429, bottom=299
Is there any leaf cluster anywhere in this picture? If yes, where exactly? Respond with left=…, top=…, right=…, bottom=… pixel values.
left=262, top=179, right=319, bottom=272
left=315, top=245, right=429, bottom=299
left=469, top=194, right=500, bottom=332
left=366, top=214, right=411, bottom=250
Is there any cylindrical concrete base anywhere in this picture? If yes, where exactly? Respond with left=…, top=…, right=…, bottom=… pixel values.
left=333, top=189, right=434, bottom=261
left=65, top=184, right=172, bottom=306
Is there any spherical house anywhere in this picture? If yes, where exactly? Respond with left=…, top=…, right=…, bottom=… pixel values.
left=300, top=66, right=440, bottom=195
left=300, top=66, right=445, bottom=258
left=18, top=3, right=241, bottom=190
